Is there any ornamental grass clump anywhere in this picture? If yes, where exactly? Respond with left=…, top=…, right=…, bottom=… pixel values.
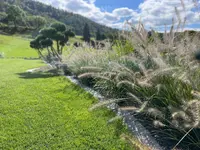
left=65, top=11, right=200, bottom=148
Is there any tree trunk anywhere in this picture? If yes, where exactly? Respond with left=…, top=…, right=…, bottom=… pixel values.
left=47, top=47, right=53, bottom=57
left=56, top=41, right=60, bottom=55
left=51, top=46, right=62, bottom=62
left=14, top=19, right=17, bottom=30
left=37, top=49, right=45, bottom=59
left=60, top=46, right=64, bottom=55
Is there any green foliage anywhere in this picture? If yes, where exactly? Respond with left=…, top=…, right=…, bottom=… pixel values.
left=50, top=22, right=66, bottom=32
left=27, top=15, right=46, bottom=29
left=0, top=22, right=8, bottom=28
left=113, top=40, right=134, bottom=56
left=31, top=22, right=77, bottom=62
left=0, top=12, right=7, bottom=21
left=2, top=0, right=118, bottom=36
left=96, top=29, right=107, bottom=41
left=6, top=4, right=26, bottom=28
left=83, top=23, right=90, bottom=42
left=40, top=27, right=57, bottom=38
left=65, top=29, right=75, bottom=37
left=96, top=29, right=101, bottom=41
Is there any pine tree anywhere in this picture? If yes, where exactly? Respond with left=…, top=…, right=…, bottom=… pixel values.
left=96, top=29, right=101, bottom=41
left=83, top=23, right=90, bottom=43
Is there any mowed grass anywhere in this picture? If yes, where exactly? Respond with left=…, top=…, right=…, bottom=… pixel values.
left=0, top=34, right=38, bottom=58
left=0, top=36, right=132, bottom=149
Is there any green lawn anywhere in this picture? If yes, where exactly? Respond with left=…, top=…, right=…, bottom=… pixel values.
left=0, top=35, right=132, bottom=149
left=0, top=34, right=38, bottom=58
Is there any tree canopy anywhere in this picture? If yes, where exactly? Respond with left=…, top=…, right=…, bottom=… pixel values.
left=6, top=5, right=26, bottom=28
left=30, top=22, right=75, bottom=62
left=27, top=16, right=46, bottom=29
left=2, top=0, right=119, bottom=36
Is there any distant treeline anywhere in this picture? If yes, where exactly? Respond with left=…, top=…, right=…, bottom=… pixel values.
left=0, top=0, right=118, bottom=37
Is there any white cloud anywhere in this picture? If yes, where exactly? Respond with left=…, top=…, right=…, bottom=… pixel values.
left=35, top=0, right=200, bottom=30
left=113, top=7, right=136, bottom=17
left=129, top=0, right=200, bottom=28
left=35, top=0, right=122, bottom=28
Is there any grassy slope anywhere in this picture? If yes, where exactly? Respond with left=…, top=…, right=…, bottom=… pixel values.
left=0, top=35, right=131, bottom=149
left=0, top=35, right=38, bottom=58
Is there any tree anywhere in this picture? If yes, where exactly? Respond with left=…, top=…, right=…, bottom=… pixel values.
left=6, top=5, right=26, bottom=28
left=28, top=16, right=46, bottom=29
left=96, top=29, right=101, bottom=41
left=0, top=12, right=7, bottom=22
left=30, top=22, right=75, bottom=62
left=83, top=23, right=90, bottom=42
left=96, top=29, right=107, bottom=41
left=101, top=34, right=106, bottom=40
left=65, top=29, right=75, bottom=37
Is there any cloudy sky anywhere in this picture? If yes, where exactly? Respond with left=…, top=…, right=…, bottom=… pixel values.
left=35, top=0, right=200, bottom=30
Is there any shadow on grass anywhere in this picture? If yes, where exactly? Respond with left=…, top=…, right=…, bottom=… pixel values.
left=17, top=72, right=58, bottom=79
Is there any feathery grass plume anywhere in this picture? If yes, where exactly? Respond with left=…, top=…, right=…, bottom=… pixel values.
left=78, top=72, right=98, bottom=79
left=134, top=72, right=142, bottom=78
left=186, top=100, right=200, bottom=127
left=125, top=21, right=146, bottom=44
left=152, top=57, right=168, bottom=69
left=169, top=18, right=175, bottom=46
left=147, top=108, right=165, bottom=120
left=127, top=92, right=143, bottom=105
left=94, top=75, right=112, bottom=82
left=89, top=98, right=129, bottom=111
left=81, top=66, right=103, bottom=72
left=153, top=120, right=166, bottom=128
left=169, top=100, right=200, bottom=130
left=172, top=111, right=189, bottom=122
left=191, top=91, right=200, bottom=99
left=156, top=84, right=163, bottom=94
left=120, top=106, right=139, bottom=111
left=110, top=62, right=134, bottom=74
left=101, top=71, right=117, bottom=78
left=180, top=0, right=185, bottom=12
left=138, top=63, right=148, bottom=76
left=175, top=7, right=182, bottom=33
left=145, top=67, right=180, bottom=82
left=115, top=72, right=134, bottom=82
left=136, top=79, right=152, bottom=88
left=117, top=80, right=135, bottom=89
left=136, top=101, right=148, bottom=113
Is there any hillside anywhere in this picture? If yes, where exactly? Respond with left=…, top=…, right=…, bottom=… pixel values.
left=0, top=0, right=118, bottom=36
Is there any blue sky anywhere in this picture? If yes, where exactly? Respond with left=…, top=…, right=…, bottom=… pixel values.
left=35, top=0, right=200, bottom=31
left=94, top=0, right=141, bottom=12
